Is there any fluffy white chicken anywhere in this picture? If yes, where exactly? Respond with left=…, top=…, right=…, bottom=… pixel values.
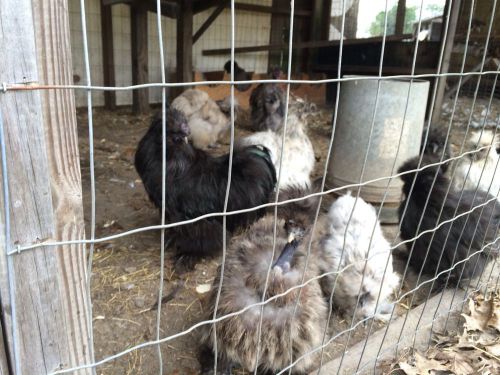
left=449, top=130, right=500, bottom=198
left=171, top=89, right=230, bottom=150
left=318, top=193, right=400, bottom=321
left=238, top=98, right=315, bottom=190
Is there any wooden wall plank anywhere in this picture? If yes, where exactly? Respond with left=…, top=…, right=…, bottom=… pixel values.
left=131, top=3, right=149, bottom=114
left=0, top=0, right=91, bottom=373
left=176, top=0, right=193, bottom=97
left=101, top=3, right=116, bottom=110
left=395, top=0, right=407, bottom=35
left=432, top=0, right=461, bottom=123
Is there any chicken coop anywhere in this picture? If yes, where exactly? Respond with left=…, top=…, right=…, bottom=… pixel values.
left=1, top=0, right=500, bottom=374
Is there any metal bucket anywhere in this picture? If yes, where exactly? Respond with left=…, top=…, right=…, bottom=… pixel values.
left=327, top=77, right=430, bottom=208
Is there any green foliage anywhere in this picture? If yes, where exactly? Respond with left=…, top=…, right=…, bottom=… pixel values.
left=369, top=5, right=417, bottom=36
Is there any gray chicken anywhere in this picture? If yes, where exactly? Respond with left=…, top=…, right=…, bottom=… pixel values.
left=200, top=216, right=328, bottom=374
left=249, top=82, right=285, bottom=132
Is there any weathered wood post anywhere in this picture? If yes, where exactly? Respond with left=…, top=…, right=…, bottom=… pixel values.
left=0, top=0, right=91, bottom=373
left=131, top=1, right=150, bottom=114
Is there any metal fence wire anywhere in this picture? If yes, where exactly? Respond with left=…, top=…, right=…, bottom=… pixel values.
left=1, top=0, right=500, bottom=374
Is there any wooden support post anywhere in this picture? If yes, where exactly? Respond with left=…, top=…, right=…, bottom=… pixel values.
left=308, top=0, right=331, bottom=72
left=432, top=0, right=461, bottom=124
left=176, top=0, right=193, bottom=97
left=0, top=0, right=91, bottom=374
left=395, top=0, right=407, bottom=35
left=101, top=2, right=116, bottom=110
left=131, top=2, right=149, bottom=114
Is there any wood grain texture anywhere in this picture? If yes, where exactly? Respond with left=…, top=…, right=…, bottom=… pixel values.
left=131, top=3, right=149, bottom=114
left=101, top=3, right=116, bottom=110
left=432, top=0, right=461, bottom=123
left=0, top=0, right=91, bottom=373
left=176, top=0, right=193, bottom=98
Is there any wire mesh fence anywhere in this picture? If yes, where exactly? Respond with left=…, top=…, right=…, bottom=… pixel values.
left=1, top=0, right=500, bottom=374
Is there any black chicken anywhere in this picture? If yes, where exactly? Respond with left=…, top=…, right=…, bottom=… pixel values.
left=223, top=60, right=251, bottom=92
left=134, top=109, right=277, bottom=268
left=398, top=155, right=500, bottom=287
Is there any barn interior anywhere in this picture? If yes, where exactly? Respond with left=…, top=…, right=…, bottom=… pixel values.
left=66, top=0, right=500, bottom=373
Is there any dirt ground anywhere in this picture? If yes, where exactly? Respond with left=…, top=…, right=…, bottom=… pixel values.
left=77, top=96, right=498, bottom=374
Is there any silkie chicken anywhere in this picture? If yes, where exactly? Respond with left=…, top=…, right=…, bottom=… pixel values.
left=249, top=79, right=285, bottom=132
left=398, top=155, right=500, bottom=287
left=134, top=108, right=277, bottom=268
left=200, top=217, right=328, bottom=374
left=317, top=193, right=400, bottom=322
left=448, top=130, right=500, bottom=198
left=171, top=89, right=230, bottom=150
left=239, top=97, right=315, bottom=190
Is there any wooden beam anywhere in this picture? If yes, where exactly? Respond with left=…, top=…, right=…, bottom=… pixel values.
left=308, top=0, right=330, bottom=71
left=432, top=0, right=461, bottom=123
left=142, top=0, right=178, bottom=18
left=229, top=2, right=311, bottom=17
left=313, top=64, right=436, bottom=75
left=176, top=0, right=193, bottom=96
left=131, top=3, right=149, bottom=114
left=101, top=3, right=116, bottom=110
left=0, top=0, right=91, bottom=373
left=203, top=34, right=413, bottom=55
left=395, top=0, right=407, bottom=35
left=193, top=0, right=224, bottom=13
left=102, top=0, right=131, bottom=5
left=193, top=0, right=228, bottom=44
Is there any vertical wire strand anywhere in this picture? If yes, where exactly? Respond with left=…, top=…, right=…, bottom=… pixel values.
left=444, top=118, right=500, bottom=321
left=333, top=0, right=397, bottom=370
left=0, top=112, right=20, bottom=374
left=391, top=0, right=476, bottom=346
left=437, top=0, right=500, bottom=328
left=252, top=0, right=295, bottom=371
left=155, top=1, right=167, bottom=372
left=211, top=1, right=236, bottom=372
left=425, top=71, right=500, bottom=345
left=393, top=0, right=498, bottom=352
left=315, top=1, right=348, bottom=370
left=461, top=126, right=500, bottom=297
left=373, top=0, right=456, bottom=366
left=353, top=1, right=428, bottom=370
left=79, top=0, right=96, bottom=370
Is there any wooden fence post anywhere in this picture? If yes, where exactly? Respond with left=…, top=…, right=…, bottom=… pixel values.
left=131, top=2, right=150, bottom=114
left=0, top=0, right=91, bottom=373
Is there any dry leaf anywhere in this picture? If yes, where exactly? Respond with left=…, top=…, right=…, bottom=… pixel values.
left=413, top=352, right=451, bottom=374
left=393, top=292, right=500, bottom=375
left=487, top=294, right=500, bottom=332
left=484, top=342, right=500, bottom=357
left=398, top=361, right=419, bottom=375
